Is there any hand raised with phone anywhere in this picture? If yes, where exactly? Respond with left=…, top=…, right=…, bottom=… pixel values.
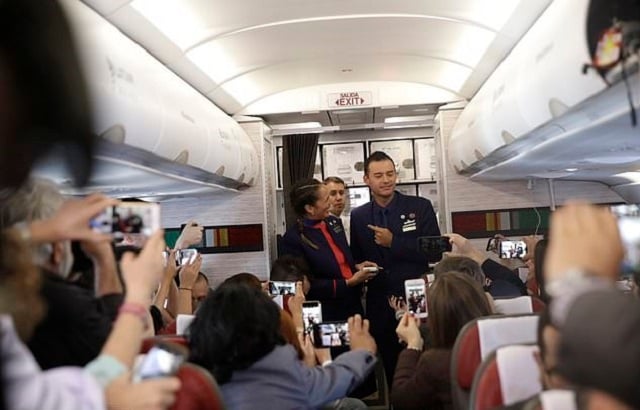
left=348, top=314, right=377, bottom=355
left=174, top=220, right=203, bottom=250
left=178, top=253, right=202, bottom=290
left=395, top=312, right=423, bottom=350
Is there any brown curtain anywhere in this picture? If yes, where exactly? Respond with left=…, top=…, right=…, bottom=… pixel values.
left=282, top=133, right=319, bottom=228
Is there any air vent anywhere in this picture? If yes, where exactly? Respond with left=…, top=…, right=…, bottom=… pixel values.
left=329, top=109, right=373, bottom=125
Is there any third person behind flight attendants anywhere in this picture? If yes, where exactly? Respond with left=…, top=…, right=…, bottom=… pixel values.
left=187, top=282, right=378, bottom=409
left=280, top=179, right=378, bottom=322
left=349, top=151, right=440, bottom=384
left=390, top=272, right=493, bottom=410
left=324, top=176, right=351, bottom=243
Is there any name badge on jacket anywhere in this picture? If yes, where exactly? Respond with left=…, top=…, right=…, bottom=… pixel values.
left=401, top=213, right=417, bottom=232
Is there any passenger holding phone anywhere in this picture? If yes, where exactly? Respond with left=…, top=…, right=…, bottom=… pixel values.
left=280, top=179, right=378, bottom=322
left=349, top=151, right=440, bottom=384
left=188, top=282, right=378, bottom=410
left=445, top=233, right=527, bottom=297
left=391, top=272, right=492, bottom=410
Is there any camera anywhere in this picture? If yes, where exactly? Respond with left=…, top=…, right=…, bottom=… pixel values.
left=312, top=321, right=350, bottom=348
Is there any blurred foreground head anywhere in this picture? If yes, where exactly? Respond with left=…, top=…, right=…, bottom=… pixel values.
left=0, top=0, right=94, bottom=189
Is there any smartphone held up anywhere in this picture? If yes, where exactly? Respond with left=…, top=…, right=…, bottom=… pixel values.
left=133, top=342, right=187, bottom=382
left=312, top=321, right=350, bottom=348
left=404, top=279, right=428, bottom=318
left=417, top=236, right=452, bottom=261
left=91, top=202, right=161, bottom=240
left=498, top=240, right=527, bottom=259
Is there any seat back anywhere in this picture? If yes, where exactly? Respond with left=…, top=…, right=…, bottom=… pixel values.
left=494, top=296, right=533, bottom=315
left=176, top=314, right=195, bottom=335
left=531, top=297, right=546, bottom=313
left=451, top=314, right=539, bottom=410
left=470, top=344, right=542, bottom=410
left=170, top=363, right=226, bottom=410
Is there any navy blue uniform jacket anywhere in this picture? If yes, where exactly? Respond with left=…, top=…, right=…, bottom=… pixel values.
left=350, top=192, right=440, bottom=302
left=280, top=216, right=363, bottom=321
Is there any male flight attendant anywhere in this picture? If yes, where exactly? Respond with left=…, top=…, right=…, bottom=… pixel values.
left=350, top=151, right=440, bottom=384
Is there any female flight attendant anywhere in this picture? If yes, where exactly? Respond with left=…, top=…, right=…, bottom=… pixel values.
left=280, top=178, right=377, bottom=321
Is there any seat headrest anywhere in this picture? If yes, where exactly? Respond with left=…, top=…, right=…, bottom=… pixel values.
left=497, top=345, right=542, bottom=405
left=176, top=314, right=195, bottom=335
left=477, top=315, right=538, bottom=360
left=494, top=296, right=533, bottom=315
left=170, top=363, right=225, bottom=410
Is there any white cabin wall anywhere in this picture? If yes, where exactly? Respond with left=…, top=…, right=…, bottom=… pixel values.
left=436, top=107, right=624, bottom=243
left=160, top=120, right=273, bottom=287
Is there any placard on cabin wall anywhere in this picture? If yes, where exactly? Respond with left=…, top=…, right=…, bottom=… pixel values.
left=165, top=224, right=264, bottom=253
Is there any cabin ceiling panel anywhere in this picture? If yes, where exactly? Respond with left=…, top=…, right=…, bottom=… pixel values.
left=79, top=0, right=550, bottom=121
left=207, top=56, right=470, bottom=112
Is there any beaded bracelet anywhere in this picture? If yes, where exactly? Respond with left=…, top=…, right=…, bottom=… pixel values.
left=118, top=302, right=149, bottom=330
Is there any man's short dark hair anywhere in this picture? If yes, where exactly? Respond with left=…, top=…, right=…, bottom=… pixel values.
left=323, top=176, right=345, bottom=186
left=364, top=151, right=395, bottom=175
left=270, top=255, right=312, bottom=281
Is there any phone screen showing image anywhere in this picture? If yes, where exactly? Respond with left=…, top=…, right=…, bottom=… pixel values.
left=91, top=203, right=161, bottom=238
left=269, top=281, right=296, bottom=296
left=178, top=249, right=198, bottom=266
left=312, top=322, right=350, bottom=348
left=404, top=279, right=428, bottom=318
left=499, top=240, right=527, bottom=259
left=302, top=301, right=323, bottom=334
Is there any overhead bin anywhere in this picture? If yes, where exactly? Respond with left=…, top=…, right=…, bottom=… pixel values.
left=449, top=0, right=608, bottom=171
left=61, top=0, right=259, bottom=190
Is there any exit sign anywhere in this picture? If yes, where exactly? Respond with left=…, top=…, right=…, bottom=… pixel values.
left=328, top=91, right=372, bottom=108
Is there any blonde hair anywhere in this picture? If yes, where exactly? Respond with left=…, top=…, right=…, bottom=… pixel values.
left=0, top=229, right=45, bottom=341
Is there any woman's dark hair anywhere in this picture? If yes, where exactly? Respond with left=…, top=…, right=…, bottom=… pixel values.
left=270, top=255, right=312, bottom=281
left=188, top=282, right=284, bottom=384
left=289, top=178, right=323, bottom=218
left=289, top=178, right=324, bottom=249
left=222, top=272, right=261, bottom=289
left=433, top=256, right=486, bottom=288
left=428, top=271, right=492, bottom=349
left=534, top=239, right=549, bottom=303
